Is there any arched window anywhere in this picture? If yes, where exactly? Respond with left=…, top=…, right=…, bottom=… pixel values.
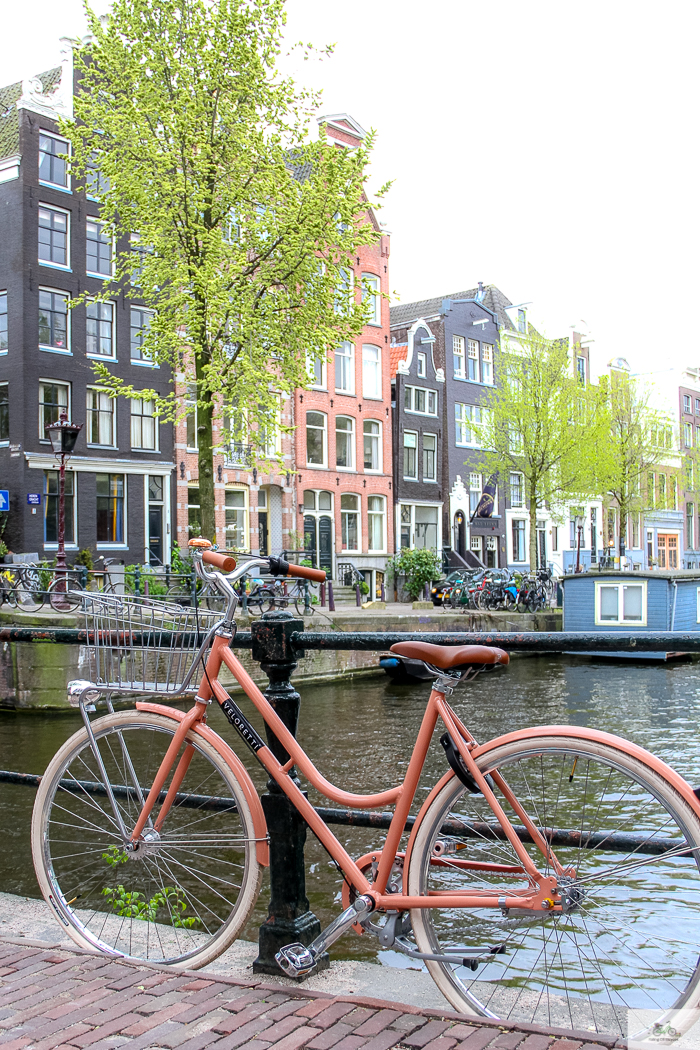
left=306, top=411, right=327, bottom=467
left=340, top=494, right=360, bottom=551
left=335, top=415, right=355, bottom=470
left=363, top=419, right=381, bottom=472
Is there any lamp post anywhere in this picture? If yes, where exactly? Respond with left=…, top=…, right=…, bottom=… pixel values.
left=44, top=411, right=82, bottom=588
left=574, top=514, right=584, bottom=573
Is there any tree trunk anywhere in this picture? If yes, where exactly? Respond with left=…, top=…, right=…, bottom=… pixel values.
left=197, top=391, right=216, bottom=544
left=528, top=483, right=538, bottom=570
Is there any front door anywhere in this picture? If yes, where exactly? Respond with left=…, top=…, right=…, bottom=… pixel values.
left=454, top=512, right=466, bottom=557
left=658, top=533, right=678, bottom=569
left=318, top=515, right=333, bottom=576
left=304, top=515, right=317, bottom=565
left=148, top=507, right=163, bottom=565
left=536, top=526, right=547, bottom=570
left=258, top=512, right=268, bottom=556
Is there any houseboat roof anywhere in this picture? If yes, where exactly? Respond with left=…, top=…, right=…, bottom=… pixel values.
left=562, top=570, right=700, bottom=582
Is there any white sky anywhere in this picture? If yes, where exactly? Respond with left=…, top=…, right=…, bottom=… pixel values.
left=4, top=0, right=699, bottom=376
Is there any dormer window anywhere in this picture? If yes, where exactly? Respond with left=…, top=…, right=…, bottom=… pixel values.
left=417, top=352, right=426, bottom=378
left=517, top=308, right=527, bottom=333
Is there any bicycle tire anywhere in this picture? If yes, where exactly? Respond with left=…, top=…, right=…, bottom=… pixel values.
left=32, top=709, right=262, bottom=969
left=48, top=578, right=83, bottom=612
left=408, top=731, right=700, bottom=1033
left=15, top=568, right=44, bottom=612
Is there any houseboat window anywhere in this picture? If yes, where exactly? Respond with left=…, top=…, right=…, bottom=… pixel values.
left=595, top=581, right=646, bottom=626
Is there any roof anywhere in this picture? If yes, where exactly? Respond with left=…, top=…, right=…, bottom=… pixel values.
left=389, top=342, right=408, bottom=378
left=390, top=284, right=516, bottom=331
left=0, top=67, right=62, bottom=160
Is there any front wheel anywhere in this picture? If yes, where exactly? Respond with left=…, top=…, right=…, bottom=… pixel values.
left=48, top=577, right=83, bottom=611
left=32, top=710, right=262, bottom=968
left=408, top=732, right=700, bottom=1034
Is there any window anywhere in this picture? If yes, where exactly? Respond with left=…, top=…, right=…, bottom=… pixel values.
left=596, top=581, right=647, bottom=625
left=685, top=422, right=693, bottom=447
left=39, top=382, right=68, bottom=437
left=467, top=340, right=480, bottom=382
left=38, top=289, right=69, bottom=351
left=225, top=489, right=247, bottom=549
left=453, top=335, right=465, bottom=377
left=0, top=292, right=7, bottom=352
left=131, top=398, right=157, bottom=450
left=670, top=475, right=678, bottom=510
left=335, top=268, right=353, bottom=315
left=130, top=306, right=153, bottom=361
left=0, top=385, right=8, bottom=443
left=362, top=273, right=381, bottom=325
left=481, top=344, right=493, bottom=385
left=86, top=219, right=113, bottom=277
left=696, top=426, right=700, bottom=449
left=340, top=494, right=360, bottom=551
left=469, top=473, right=482, bottom=515
left=577, top=356, right=587, bottom=385
left=259, top=398, right=282, bottom=458
left=510, top=472, right=524, bottom=508
left=607, top=507, right=616, bottom=546
left=405, top=386, right=437, bottom=415
left=185, top=384, right=198, bottom=450
left=86, top=156, right=109, bottom=201
left=38, top=206, right=69, bottom=267
left=658, top=473, right=667, bottom=506
left=517, top=308, right=527, bottom=333
left=362, top=344, right=381, bottom=398
left=86, top=300, right=114, bottom=358
left=647, top=471, right=655, bottom=507
left=415, top=505, right=438, bottom=549
left=44, top=469, right=75, bottom=544
left=551, top=526, right=559, bottom=552
left=335, top=342, right=354, bottom=394
left=455, top=403, right=482, bottom=446
left=368, top=495, right=385, bottom=551
left=684, top=395, right=692, bottom=414
left=400, top=504, right=411, bottom=548
left=306, top=411, right=327, bottom=466
left=422, top=433, right=437, bottom=481
left=512, top=520, right=526, bottom=562
left=187, top=486, right=201, bottom=537
left=403, top=431, right=417, bottom=480
left=335, top=416, right=355, bottom=470
left=363, top=419, right=381, bottom=471
left=129, top=234, right=150, bottom=285
left=39, top=133, right=69, bottom=189
left=631, top=514, right=641, bottom=548
left=696, top=399, right=700, bottom=415
left=688, top=503, right=695, bottom=551
left=96, top=474, right=125, bottom=544
left=417, top=352, right=427, bottom=378
left=308, top=353, right=326, bottom=389
left=86, top=388, right=116, bottom=446
left=687, top=459, right=695, bottom=491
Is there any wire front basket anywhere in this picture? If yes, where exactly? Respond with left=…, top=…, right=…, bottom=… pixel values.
left=80, top=592, right=222, bottom=695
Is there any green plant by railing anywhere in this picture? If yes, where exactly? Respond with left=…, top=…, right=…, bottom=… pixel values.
left=388, top=548, right=443, bottom=600
left=125, top=565, right=169, bottom=597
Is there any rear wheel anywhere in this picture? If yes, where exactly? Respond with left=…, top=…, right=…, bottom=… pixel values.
left=32, top=710, right=262, bottom=968
left=408, top=732, right=700, bottom=1034
left=48, top=577, right=83, bottom=612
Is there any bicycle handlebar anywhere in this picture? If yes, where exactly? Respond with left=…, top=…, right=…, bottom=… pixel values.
left=268, top=556, right=326, bottom=583
left=202, top=550, right=237, bottom=573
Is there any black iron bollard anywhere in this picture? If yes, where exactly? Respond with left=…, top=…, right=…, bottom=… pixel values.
left=328, top=580, right=335, bottom=612
left=250, top=610, right=327, bottom=976
left=355, top=583, right=361, bottom=607
left=320, top=582, right=326, bottom=608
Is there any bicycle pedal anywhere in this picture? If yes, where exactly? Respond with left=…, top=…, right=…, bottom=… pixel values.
left=275, top=942, right=317, bottom=977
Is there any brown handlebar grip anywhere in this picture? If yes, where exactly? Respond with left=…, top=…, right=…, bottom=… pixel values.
left=287, top=562, right=326, bottom=583
left=202, top=550, right=237, bottom=573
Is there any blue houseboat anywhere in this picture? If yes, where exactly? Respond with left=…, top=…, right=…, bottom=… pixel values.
left=561, top=570, right=700, bottom=659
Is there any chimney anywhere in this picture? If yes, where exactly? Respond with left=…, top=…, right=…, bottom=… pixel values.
left=477, top=282, right=485, bottom=301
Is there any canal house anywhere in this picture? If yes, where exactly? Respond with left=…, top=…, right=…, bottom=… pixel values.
left=561, top=569, right=700, bottom=658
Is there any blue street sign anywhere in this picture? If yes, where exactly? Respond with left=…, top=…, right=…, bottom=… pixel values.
left=27, top=494, right=41, bottom=506
left=0, top=491, right=9, bottom=512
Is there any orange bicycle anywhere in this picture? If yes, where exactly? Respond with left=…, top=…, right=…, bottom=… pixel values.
left=31, top=539, right=700, bottom=1034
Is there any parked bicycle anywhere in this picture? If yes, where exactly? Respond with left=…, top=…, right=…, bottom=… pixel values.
left=0, top=563, right=45, bottom=612
left=475, top=569, right=519, bottom=611
left=48, top=556, right=121, bottom=611
left=30, top=538, right=700, bottom=1035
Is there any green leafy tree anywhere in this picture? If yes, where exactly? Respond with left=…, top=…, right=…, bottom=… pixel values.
left=476, top=329, right=609, bottom=568
left=62, top=0, right=387, bottom=541
left=390, top=548, right=442, bottom=601
left=597, top=373, right=675, bottom=555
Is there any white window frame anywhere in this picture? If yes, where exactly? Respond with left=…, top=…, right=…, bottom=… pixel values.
left=130, top=397, right=159, bottom=452
left=467, top=340, right=480, bottom=382
left=481, top=344, right=494, bottom=385
left=361, top=273, right=381, bottom=326
left=363, top=418, right=382, bottom=473
left=335, top=341, right=355, bottom=395
left=86, top=298, right=116, bottom=360
left=511, top=519, right=527, bottom=562
left=340, top=493, right=361, bottom=553
left=86, top=156, right=110, bottom=202
left=307, top=353, right=326, bottom=390
left=367, top=494, right=387, bottom=553
left=86, top=217, right=114, bottom=279
left=0, top=290, right=7, bottom=355
left=224, top=486, right=249, bottom=550
left=405, top=385, right=438, bottom=416
left=39, top=379, right=70, bottom=441
left=684, top=395, right=692, bottom=414
left=453, top=335, right=465, bottom=377
left=696, top=585, right=700, bottom=623
left=403, top=430, right=418, bottom=481
left=306, top=410, right=327, bottom=468
left=685, top=422, right=693, bottom=447
left=130, top=306, right=155, bottom=366
left=362, top=344, right=382, bottom=399
left=38, top=131, right=70, bottom=192
left=455, top=402, right=482, bottom=447
left=38, top=287, right=71, bottom=355
left=469, top=473, right=482, bottom=515
left=416, top=352, right=427, bottom=378
left=335, top=268, right=354, bottom=315
left=38, top=203, right=70, bottom=271
left=95, top=472, right=128, bottom=549
left=595, top=580, right=648, bottom=626
left=422, top=432, right=437, bottom=482
left=335, top=414, right=355, bottom=471
left=86, top=386, right=117, bottom=448
left=510, top=471, right=524, bottom=508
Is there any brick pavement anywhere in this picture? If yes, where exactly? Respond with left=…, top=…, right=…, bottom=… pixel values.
left=0, top=940, right=623, bottom=1050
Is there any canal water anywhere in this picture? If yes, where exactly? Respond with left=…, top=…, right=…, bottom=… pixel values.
left=3, top=654, right=700, bottom=963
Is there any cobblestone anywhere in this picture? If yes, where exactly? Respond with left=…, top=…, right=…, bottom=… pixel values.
left=0, top=941, right=621, bottom=1050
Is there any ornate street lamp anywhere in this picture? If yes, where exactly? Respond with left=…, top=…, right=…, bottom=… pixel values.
left=574, top=514, right=585, bottom=574
left=44, top=411, right=83, bottom=587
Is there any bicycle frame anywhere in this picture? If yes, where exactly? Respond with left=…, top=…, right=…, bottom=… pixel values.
left=125, top=632, right=562, bottom=917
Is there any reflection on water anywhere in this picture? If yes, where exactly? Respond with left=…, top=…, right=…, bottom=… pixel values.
left=3, top=655, right=700, bottom=962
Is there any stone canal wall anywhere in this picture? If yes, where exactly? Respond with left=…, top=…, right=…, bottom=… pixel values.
left=0, top=607, right=562, bottom=710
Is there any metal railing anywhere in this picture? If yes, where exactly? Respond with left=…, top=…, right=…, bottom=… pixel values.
left=2, top=616, right=700, bottom=974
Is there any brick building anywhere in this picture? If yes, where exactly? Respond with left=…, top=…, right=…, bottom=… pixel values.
left=0, top=46, right=174, bottom=563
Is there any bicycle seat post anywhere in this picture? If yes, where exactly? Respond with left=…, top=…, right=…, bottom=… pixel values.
left=250, top=609, right=328, bottom=977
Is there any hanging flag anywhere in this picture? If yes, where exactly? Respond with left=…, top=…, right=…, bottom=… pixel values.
left=471, top=474, right=498, bottom=521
